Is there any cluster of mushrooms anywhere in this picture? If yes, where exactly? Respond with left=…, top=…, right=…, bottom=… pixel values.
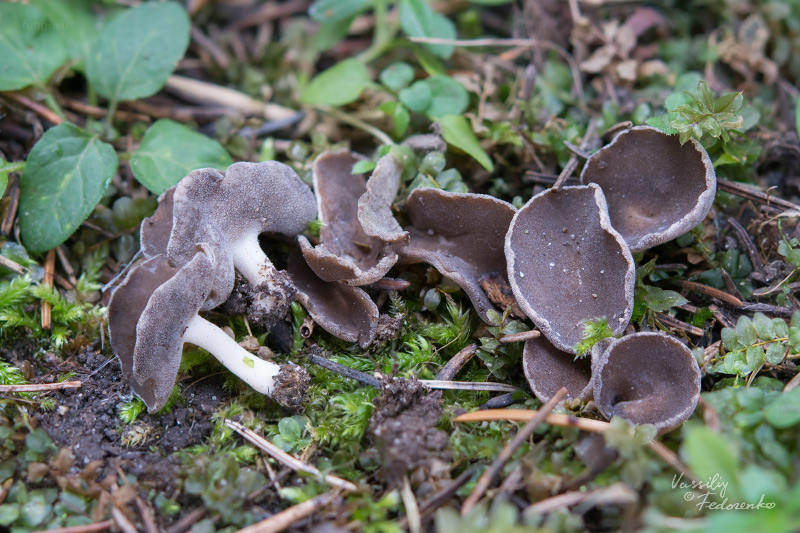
left=107, top=125, right=711, bottom=433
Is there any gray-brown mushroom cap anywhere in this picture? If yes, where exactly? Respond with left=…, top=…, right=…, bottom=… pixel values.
left=299, top=150, right=400, bottom=285
left=592, top=332, right=701, bottom=433
left=580, top=125, right=716, bottom=252
left=505, top=184, right=635, bottom=353
left=108, top=248, right=215, bottom=411
left=357, top=154, right=409, bottom=245
left=286, top=250, right=379, bottom=348
left=140, top=186, right=175, bottom=259
left=523, top=336, right=593, bottom=403
left=399, top=188, right=516, bottom=322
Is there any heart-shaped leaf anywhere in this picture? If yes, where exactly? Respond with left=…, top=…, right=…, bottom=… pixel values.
left=131, top=119, right=232, bottom=194
left=86, top=2, right=190, bottom=103
left=19, top=123, right=118, bottom=253
left=301, top=58, right=370, bottom=106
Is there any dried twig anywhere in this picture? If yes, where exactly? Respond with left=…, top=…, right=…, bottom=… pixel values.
left=3, top=92, right=63, bottom=125
left=419, top=380, right=517, bottom=393
left=461, top=387, right=568, bottom=514
left=0, top=254, right=26, bottom=275
left=41, top=249, right=55, bottom=330
left=680, top=280, right=744, bottom=307
left=455, top=409, right=698, bottom=483
left=499, top=330, right=541, bottom=343
left=435, top=344, right=477, bottom=381
left=234, top=490, right=339, bottom=533
left=165, top=508, right=206, bottom=533
left=718, top=179, right=800, bottom=214
left=165, top=75, right=296, bottom=120
left=654, top=313, right=704, bottom=337
left=225, top=419, right=357, bottom=492
left=0, top=381, right=82, bottom=394
left=401, top=475, right=422, bottom=533
left=524, top=482, right=637, bottom=515
left=306, top=350, right=381, bottom=388
left=34, top=520, right=115, bottom=533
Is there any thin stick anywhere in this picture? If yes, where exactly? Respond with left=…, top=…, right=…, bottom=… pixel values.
left=525, top=482, right=636, bottom=515
left=319, top=106, right=395, bottom=146
left=727, top=218, right=765, bottom=276
left=4, top=93, right=63, bottom=125
left=461, top=387, right=568, bottom=515
left=110, top=505, right=137, bottom=533
left=680, top=280, right=744, bottom=307
left=717, top=179, right=800, bottom=214
left=306, top=351, right=381, bottom=388
left=553, top=120, right=596, bottom=190
left=419, top=380, right=517, bottom=393
left=454, top=409, right=698, bottom=483
left=33, top=519, right=114, bottom=533
left=436, top=344, right=477, bottom=381
left=41, top=249, right=55, bottom=330
left=499, top=330, right=541, bottom=343
left=0, top=381, right=81, bottom=394
left=165, top=508, right=207, bottom=533
left=165, top=75, right=296, bottom=120
left=401, top=475, right=422, bottom=533
left=135, top=495, right=159, bottom=533
left=0, top=254, right=26, bottom=275
left=655, top=313, right=704, bottom=337
left=233, top=490, right=338, bottom=533
left=56, top=245, right=79, bottom=287
left=225, top=419, right=357, bottom=492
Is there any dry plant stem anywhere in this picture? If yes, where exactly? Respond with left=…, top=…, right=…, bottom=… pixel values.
left=59, top=97, right=149, bottom=122
left=454, top=409, right=699, bottom=483
left=461, top=387, right=568, bottom=515
left=553, top=120, right=596, bottom=190
left=784, top=371, right=800, bottom=392
left=165, top=75, right=296, bottom=120
left=225, top=419, right=358, bottom=492
left=165, top=508, right=206, bottom=533
left=306, top=351, right=381, bottom=388
left=0, top=381, right=81, bottom=393
left=4, top=93, right=63, bottom=125
left=0, top=254, right=26, bottom=275
left=727, top=218, right=765, bottom=276
left=190, top=25, right=229, bottom=69
left=680, top=280, right=744, bottom=307
left=401, top=475, right=422, bottom=533
left=408, top=36, right=584, bottom=103
left=524, top=482, right=637, bottom=515
left=125, top=99, right=236, bottom=122
left=318, top=105, right=395, bottom=146
left=110, top=505, right=137, bottom=533
left=56, top=245, right=78, bottom=286
left=499, top=330, right=541, bottom=343
left=34, top=519, right=115, bottom=533
left=436, top=343, right=477, bottom=381
left=419, top=380, right=517, bottom=393
left=228, top=0, right=311, bottom=30
left=717, top=179, right=800, bottom=214
left=234, top=491, right=338, bottom=533
left=41, top=250, right=55, bottom=330
left=135, top=495, right=158, bottom=533
left=741, top=302, right=795, bottom=318
left=655, top=312, right=704, bottom=337
left=1, top=176, right=20, bottom=235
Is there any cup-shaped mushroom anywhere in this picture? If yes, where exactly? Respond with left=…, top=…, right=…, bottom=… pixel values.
left=592, top=332, right=701, bottom=433
left=140, top=186, right=175, bottom=259
left=523, top=336, right=593, bottom=403
left=505, top=184, right=635, bottom=353
left=398, top=188, right=516, bottom=322
left=286, top=250, right=379, bottom=348
left=299, top=151, right=405, bottom=285
left=108, top=247, right=308, bottom=412
left=166, top=162, right=318, bottom=321
left=580, top=126, right=716, bottom=252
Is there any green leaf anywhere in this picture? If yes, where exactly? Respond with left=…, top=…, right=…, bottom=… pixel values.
left=421, top=75, right=469, bottom=117
left=752, top=312, right=776, bottom=340
left=380, top=62, right=416, bottom=90
left=130, top=119, right=232, bottom=194
left=765, top=387, right=800, bottom=428
left=399, top=0, right=457, bottom=59
left=468, top=0, right=512, bottom=4
left=645, top=116, right=678, bottom=135
left=19, top=123, right=118, bottom=253
left=0, top=504, right=20, bottom=526
left=32, top=0, right=101, bottom=70
left=314, top=16, right=356, bottom=51
left=714, top=92, right=742, bottom=114
left=301, top=58, right=370, bottom=106
left=641, top=285, right=688, bottom=312
left=309, top=0, right=370, bottom=23
left=765, top=342, right=784, bottom=365
left=681, top=424, right=742, bottom=500
left=437, top=115, right=493, bottom=171
left=86, top=2, right=190, bottom=103
left=735, top=315, right=757, bottom=347
left=745, top=345, right=765, bottom=370
left=351, top=160, right=376, bottom=174
left=721, top=327, right=740, bottom=351
left=0, top=3, right=69, bottom=90
left=398, top=80, right=433, bottom=113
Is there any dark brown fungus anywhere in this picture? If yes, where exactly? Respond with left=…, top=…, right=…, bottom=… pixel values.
left=108, top=246, right=308, bottom=412
left=399, top=188, right=516, bottom=322
left=505, top=184, right=635, bottom=353
left=592, top=332, right=701, bottom=433
left=167, top=162, right=317, bottom=323
left=522, top=336, right=593, bottom=403
left=580, top=125, right=716, bottom=252
left=357, top=154, right=409, bottom=246
left=139, top=185, right=175, bottom=259
left=286, top=250, right=379, bottom=349
left=299, top=151, right=401, bottom=285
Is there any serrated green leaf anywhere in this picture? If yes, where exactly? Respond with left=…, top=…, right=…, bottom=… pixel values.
left=0, top=3, right=69, bottom=90
left=130, top=119, right=232, bottom=194
left=399, top=0, right=456, bottom=59
left=736, top=316, right=757, bottom=347
left=765, top=387, right=800, bottom=428
left=301, top=58, right=370, bottom=106
left=714, top=92, right=741, bottom=114
left=86, top=2, right=190, bottom=103
left=438, top=115, right=493, bottom=171
left=19, top=123, right=118, bottom=253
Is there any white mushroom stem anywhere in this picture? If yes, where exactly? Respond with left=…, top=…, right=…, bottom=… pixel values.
left=183, top=314, right=281, bottom=396
left=232, top=233, right=279, bottom=284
